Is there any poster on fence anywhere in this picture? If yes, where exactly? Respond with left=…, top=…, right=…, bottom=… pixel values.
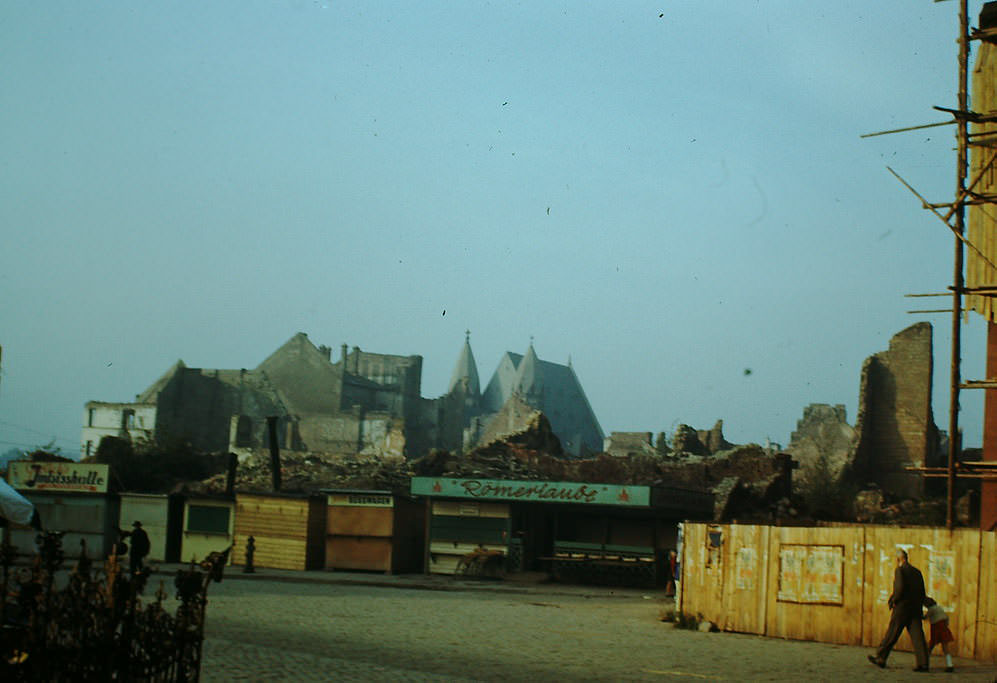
left=736, top=546, right=757, bottom=591
left=777, top=544, right=844, bottom=605
left=927, top=550, right=956, bottom=612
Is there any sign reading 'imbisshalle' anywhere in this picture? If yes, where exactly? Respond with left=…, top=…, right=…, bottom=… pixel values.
left=8, top=462, right=109, bottom=494
left=410, top=477, right=649, bottom=507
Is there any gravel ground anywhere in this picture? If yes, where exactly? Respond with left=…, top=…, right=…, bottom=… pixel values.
left=190, top=578, right=997, bottom=682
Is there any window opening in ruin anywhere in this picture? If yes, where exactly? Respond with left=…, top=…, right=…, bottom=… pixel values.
left=235, top=415, right=253, bottom=447
left=122, top=409, right=135, bottom=430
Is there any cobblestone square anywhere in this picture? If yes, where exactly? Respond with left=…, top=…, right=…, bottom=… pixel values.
left=190, top=576, right=997, bottom=681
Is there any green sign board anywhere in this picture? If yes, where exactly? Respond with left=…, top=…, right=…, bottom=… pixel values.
left=411, top=477, right=649, bottom=507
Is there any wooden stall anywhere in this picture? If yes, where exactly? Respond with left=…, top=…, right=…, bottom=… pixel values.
left=7, top=462, right=119, bottom=558
left=180, top=495, right=234, bottom=564
left=679, top=522, right=997, bottom=663
left=324, top=489, right=424, bottom=574
left=412, top=477, right=711, bottom=584
left=425, top=498, right=511, bottom=575
left=232, top=492, right=326, bottom=571
left=118, top=493, right=171, bottom=562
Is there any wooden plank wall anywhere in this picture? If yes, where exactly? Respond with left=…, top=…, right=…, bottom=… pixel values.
left=720, top=524, right=769, bottom=635
left=234, top=495, right=310, bottom=571
left=765, top=525, right=864, bottom=645
left=680, top=523, right=997, bottom=662
left=678, top=524, right=724, bottom=621
left=976, top=531, right=997, bottom=662
left=860, top=526, right=982, bottom=660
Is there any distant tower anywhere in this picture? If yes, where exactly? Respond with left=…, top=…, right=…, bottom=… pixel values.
left=513, top=339, right=544, bottom=408
left=448, top=330, right=481, bottom=413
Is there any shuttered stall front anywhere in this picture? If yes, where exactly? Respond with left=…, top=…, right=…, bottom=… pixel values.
left=325, top=490, right=424, bottom=573
left=181, top=496, right=234, bottom=564
left=428, top=500, right=510, bottom=575
left=119, top=493, right=169, bottom=562
left=14, top=492, right=120, bottom=559
left=233, top=493, right=325, bottom=571
left=7, top=462, right=117, bottom=558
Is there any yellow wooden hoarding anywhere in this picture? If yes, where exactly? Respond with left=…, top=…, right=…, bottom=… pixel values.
left=681, top=523, right=995, bottom=662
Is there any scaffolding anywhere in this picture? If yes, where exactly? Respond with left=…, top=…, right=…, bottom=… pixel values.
left=866, top=1, right=997, bottom=529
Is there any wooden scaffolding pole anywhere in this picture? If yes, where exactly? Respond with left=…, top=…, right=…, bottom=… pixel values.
left=947, top=0, right=970, bottom=531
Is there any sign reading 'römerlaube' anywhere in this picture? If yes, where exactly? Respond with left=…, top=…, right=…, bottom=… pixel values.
left=8, top=462, right=109, bottom=494
left=410, top=477, right=649, bottom=507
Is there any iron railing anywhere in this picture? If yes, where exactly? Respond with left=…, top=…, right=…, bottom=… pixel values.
left=0, top=531, right=229, bottom=682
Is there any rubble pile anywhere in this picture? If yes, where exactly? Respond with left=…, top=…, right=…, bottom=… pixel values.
left=197, top=450, right=414, bottom=494
left=191, top=413, right=795, bottom=523
left=852, top=486, right=957, bottom=526
left=785, top=404, right=856, bottom=485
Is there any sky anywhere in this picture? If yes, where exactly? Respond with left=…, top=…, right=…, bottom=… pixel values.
left=0, top=1, right=991, bottom=457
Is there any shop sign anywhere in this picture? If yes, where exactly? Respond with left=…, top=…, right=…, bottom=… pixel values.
left=328, top=493, right=393, bottom=508
left=8, top=462, right=109, bottom=494
left=411, top=477, right=649, bottom=507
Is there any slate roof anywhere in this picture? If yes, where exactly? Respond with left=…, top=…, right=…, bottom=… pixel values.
left=481, top=349, right=603, bottom=456
left=447, top=335, right=480, bottom=396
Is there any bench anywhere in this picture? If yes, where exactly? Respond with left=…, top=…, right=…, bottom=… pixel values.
left=542, top=542, right=657, bottom=587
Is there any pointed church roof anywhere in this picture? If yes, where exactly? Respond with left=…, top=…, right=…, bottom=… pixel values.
left=513, top=341, right=543, bottom=396
left=448, top=331, right=480, bottom=395
left=481, top=348, right=603, bottom=456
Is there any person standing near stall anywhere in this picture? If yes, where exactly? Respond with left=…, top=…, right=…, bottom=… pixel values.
left=121, top=520, right=151, bottom=575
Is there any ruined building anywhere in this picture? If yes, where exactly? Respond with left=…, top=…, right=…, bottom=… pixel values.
left=81, top=333, right=604, bottom=460
left=784, top=322, right=940, bottom=498
left=470, top=343, right=604, bottom=456
left=849, top=322, right=939, bottom=496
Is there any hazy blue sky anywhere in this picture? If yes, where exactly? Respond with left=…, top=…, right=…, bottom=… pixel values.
left=0, top=1, right=989, bottom=457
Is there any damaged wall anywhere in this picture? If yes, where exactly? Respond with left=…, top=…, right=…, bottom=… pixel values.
left=475, top=393, right=546, bottom=450
left=849, top=322, right=938, bottom=498
left=785, top=403, right=856, bottom=483
left=604, top=432, right=655, bottom=457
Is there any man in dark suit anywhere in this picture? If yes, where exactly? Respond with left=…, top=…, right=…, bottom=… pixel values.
left=868, top=549, right=929, bottom=671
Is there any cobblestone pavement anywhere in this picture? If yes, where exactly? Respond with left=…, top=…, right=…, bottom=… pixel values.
left=191, top=577, right=997, bottom=682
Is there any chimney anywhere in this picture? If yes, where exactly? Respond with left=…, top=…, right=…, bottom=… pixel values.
left=353, top=346, right=360, bottom=373
left=225, top=453, right=238, bottom=495
left=318, top=345, right=331, bottom=360
left=341, top=343, right=348, bottom=364
left=266, top=416, right=282, bottom=492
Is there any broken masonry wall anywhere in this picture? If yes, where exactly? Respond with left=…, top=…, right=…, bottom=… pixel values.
left=292, top=410, right=405, bottom=459
left=696, top=420, right=733, bottom=454
left=604, top=432, right=654, bottom=457
left=785, top=403, right=856, bottom=484
left=474, top=393, right=547, bottom=451
left=849, top=323, right=938, bottom=498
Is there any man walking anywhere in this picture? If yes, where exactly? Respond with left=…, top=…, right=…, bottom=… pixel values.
left=868, top=549, right=929, bottom=672
left=121, top=520, right=151, bottom=576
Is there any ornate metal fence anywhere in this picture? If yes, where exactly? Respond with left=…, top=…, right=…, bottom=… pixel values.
left=0, top=531, right=229, bottom=681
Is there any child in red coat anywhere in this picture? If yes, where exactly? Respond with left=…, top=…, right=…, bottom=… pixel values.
left=923, top=597, right=955, bottom=673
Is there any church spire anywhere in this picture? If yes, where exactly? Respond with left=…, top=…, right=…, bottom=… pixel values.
left=448, top=330, right=480, bottom=396
left=513, top=339, right=543, bottom=402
